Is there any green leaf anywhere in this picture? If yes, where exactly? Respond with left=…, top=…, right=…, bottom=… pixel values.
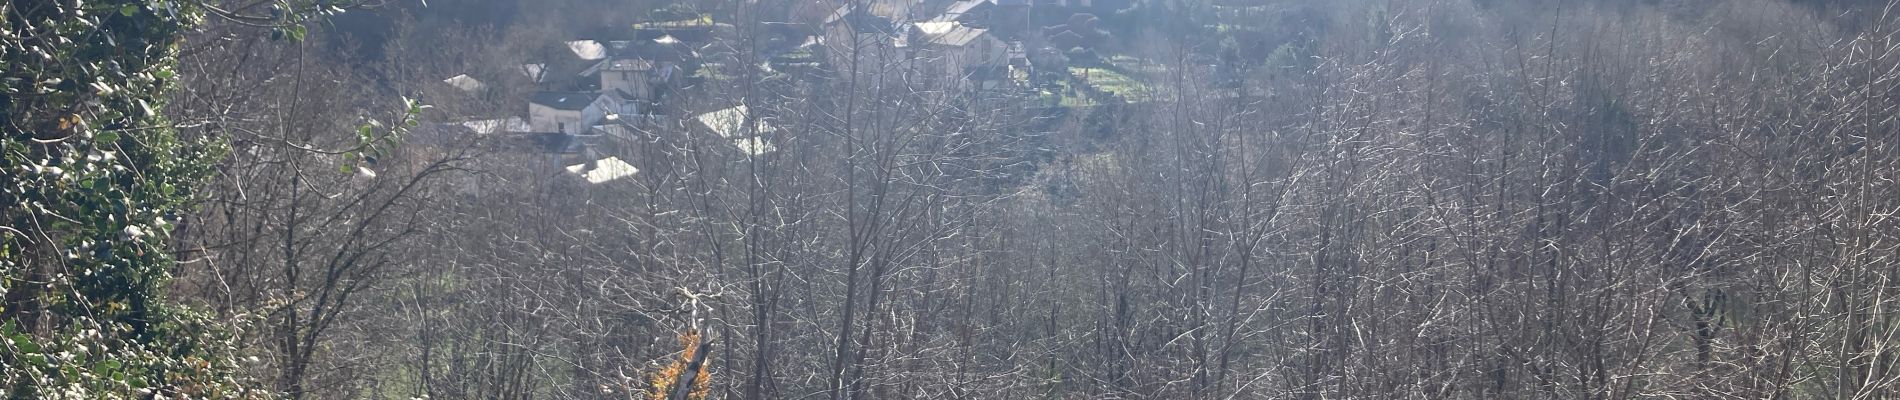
left=120, top=4, right=137, bottom=17
left=96, top=131, right=119, bottom=144
left=14, top=335, right=40, bottom=353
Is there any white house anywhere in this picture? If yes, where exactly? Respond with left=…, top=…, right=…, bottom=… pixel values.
left=601, top=58, right=656, bottom=105
left=823, top=7, right=1008, bottom=88
left=908, top=21, right=1008, bottom=84
left=529, top=91, right=617, bottom=135
left=824, top=5, right=906, bottom=73
left=600, top=37, right=692, bottom=105
left=522, top=40, right=611, bottom=90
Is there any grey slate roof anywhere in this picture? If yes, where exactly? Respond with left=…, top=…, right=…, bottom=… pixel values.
left=826, top=5, right=900, bottom=34
left=936, top=0, right=994, bottom=22
left=912, top=22, right=989, bottom=47
left=530, top=92, right=601, bottom=111
left=607, top=37, right=698, bottom=63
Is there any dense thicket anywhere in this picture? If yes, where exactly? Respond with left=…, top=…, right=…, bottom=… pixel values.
left=2, top=1, right=315, bottom=398
left=12, top=0, right=1900, bottom=399
left=1, top=1, right=418, bottom=398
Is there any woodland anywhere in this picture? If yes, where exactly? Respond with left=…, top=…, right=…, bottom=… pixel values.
left=8, top=0, right=1900, bottom=399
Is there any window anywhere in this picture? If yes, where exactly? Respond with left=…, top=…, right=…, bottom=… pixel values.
left=558, top=122, right=566, bottom=132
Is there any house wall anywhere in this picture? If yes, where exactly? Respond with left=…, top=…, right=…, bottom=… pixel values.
left=922, top=34, right=1008, bottom=81
left=529, top=104, right=583, bottom=134
left=823, top=23, right=860, bottom=71
left=825, top=25, right=905, bottom=78
left=976, top=35, right=1008, bottom=65
left=942, top=47, right=970, bottom=79
left=602, top=70, right=654, bottom=101
left=580, top=97, right=611, bottom=130
left=869, top=0, right=912, bottom=19
left=529, top=96, right=616, bottom=135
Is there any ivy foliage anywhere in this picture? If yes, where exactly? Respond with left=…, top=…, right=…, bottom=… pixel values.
left=0, top=0, right=351, bottom=398
left=0, top=0, right=262, bottom=398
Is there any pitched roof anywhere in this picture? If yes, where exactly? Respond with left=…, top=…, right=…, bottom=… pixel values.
left=607, top=37, right=697, bottom=63
left=443, top=74, right=487, bottom=92
left=566, top=40, right=608, bottom=60
left=578, top=59, right=608, bottom=77
left=606, top=58, right=655, bottom=71
left=565, top=156, right=639, bottom=184
left=826, top=5, right=900, bottom=34
left=530, top=92, right=603, bottom=111
left=631, top=14, right=715, bottom=29
left=695, top=105, right=775, bottom=138
left=457, top=117, right=530, bottom=135
left=868, top=1, right=907, bottom=19
left=414, top=117, right=528, bottom=145
left=520, top=63, right=547, bottom=82
left=605, top=40, right=637, bottom=55
left=936, top=0, right=994, bottom=22
left=912, top=21, right=989, bottom=47
left=733, top=136, right=777, bottom=156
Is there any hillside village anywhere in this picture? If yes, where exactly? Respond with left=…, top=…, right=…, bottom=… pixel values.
left=26, top=1, right=1900, bottom=399
left=422, top=0, right=1144, bottom=186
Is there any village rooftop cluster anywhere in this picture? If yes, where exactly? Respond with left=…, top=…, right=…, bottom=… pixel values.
left=425, top=0, right=1138, bottom=185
